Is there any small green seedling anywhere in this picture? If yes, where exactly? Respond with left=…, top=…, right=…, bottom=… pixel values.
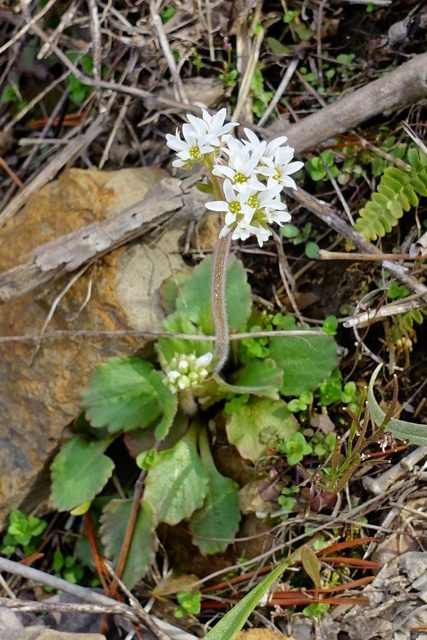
left=175, top=590, right=202, bottom=618
left=1, top=510, right=47, bottom=556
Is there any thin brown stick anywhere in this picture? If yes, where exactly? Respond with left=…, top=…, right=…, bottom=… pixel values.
left=110, top=470, right=148, bottom=594
left=284, top=185, right=427, bottom=302
left=0, top=328, right=324, bottom=344
left=0, top=0, right=58, bottom=56
left=0, top=156, right=23, bottom=188
left=318, top=250, right=412, bottom=261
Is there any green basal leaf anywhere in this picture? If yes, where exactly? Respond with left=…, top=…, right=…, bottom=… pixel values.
left=189, top=430, right=241, bottom=554
left=149, top=370, right=178, bottom=440
left=230, top=358, right=283, bottom=399
left=100, top=498, right=157, bottom=588
left=124, top=412, right=189, bottom=459
left=266, top=37, right=292, bottom=56
left=204, top=548, right=302, bottom=640
left=269, top=331, right=338, bottom=396
left=176, top=256, right=251, bottom=334
left=226, top=397, right=298, bottom=462
left=368, top=364, right=427, bottom=445
left=157, top=312, right=212, bottom=364
left=81, top=357, right=162, bottom=433
left=144, top=423, right=208, bottom=524
left=51, top=437, right=114, bottom=511
left=158, top=271, right=190, bottom=316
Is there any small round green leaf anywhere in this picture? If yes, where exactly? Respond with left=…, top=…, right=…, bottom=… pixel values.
left=305, top=242, right=319, bottom=259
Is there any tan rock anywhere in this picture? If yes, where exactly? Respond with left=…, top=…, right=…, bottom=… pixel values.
left=236, top=630, right=294, bottom=639
left=17, top=631, right=105, bottom=640
left=0, top=167, right=194, bottom=527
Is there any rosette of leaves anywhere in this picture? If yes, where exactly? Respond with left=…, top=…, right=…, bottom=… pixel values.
left=50, top=255, right=339, bottom=586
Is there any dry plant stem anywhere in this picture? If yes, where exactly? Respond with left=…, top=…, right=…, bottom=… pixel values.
left=284, top=185, right=427, bottom=302
left=362, top=446, right=427, bottom=496
left=104, top=563, right=171, bottom=640
left=4, top=71, right=70, bottom=132
left=0, top=558, right=195, bottom=640
left=258, top=58, right=299, bottom=127
left=0, top=328, right=324, bottom=343
left=344, top=296, right=427, bottom=328
left=402, top=120, right=427, bottom=157
left=318, top=250, right=412, bottom=261
left=0, top=0, right=58, bottom=56
left=271, top=228, right=303, bottom=322
left=0, top=597, right=140, bottom=624
left=150, top=0, right=188, bottom=103
left=87, top=0, right=102, bottom=103
left=233, top=25, right=264, bottom=121
left=0, top=115, right=104, bottom=228
left=38, top=0, right=80, bottom=59
left=272, top=53, right=427, bottom=153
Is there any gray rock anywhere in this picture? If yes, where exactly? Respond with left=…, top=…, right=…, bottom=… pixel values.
left=0, top=606, right=25, bottom=640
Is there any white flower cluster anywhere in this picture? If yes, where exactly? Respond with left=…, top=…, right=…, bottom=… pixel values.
left=163, top=352, right=213, bottom=394
left=166, top=108, right=303, bottom=246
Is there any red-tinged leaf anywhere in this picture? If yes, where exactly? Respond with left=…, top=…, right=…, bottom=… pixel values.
left=320, top=556, right=381, bottom=569
left=20, top=554, right=44, bottom=565
left=317, top=537, right=377, bottom=555
left=269, top=596, right=369, bottom=606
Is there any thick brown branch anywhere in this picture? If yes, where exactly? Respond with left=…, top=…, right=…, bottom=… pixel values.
left=270, top=54, right=427, bottom=153
left=0, top=179, right=183, bottom=304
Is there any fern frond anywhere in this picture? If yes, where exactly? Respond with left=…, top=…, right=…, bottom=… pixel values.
left=354, top=148, right=427, bottom=241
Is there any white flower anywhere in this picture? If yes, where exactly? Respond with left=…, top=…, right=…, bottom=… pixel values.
left=261, top=147, right=304, bottom=190
left=205, top=179, right=256, bottom=226
left=263, top=207, right=292, bottom=226
left=243, top=128, right=289, bottom=164
left=166, top=108, right=238, bottom=168
left=166, top=126, right=216, bottom=168
left=166, top=108, right=301, bottom=247
left=163, top=352, right=213, bottom=394
left=187, top=108, right=238, bottom=145
left=252, top=183, right=287, bottom=211
left=212, top=142, right=266, bottom=191
left=231, top=219, right=271, bottom=246
left=196, top=352, right=213, bottom=368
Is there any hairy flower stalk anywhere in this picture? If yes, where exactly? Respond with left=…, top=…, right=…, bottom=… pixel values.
left=212, top=232, right=232, bottom=371
left=166, top=108, right=302, bottom=373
